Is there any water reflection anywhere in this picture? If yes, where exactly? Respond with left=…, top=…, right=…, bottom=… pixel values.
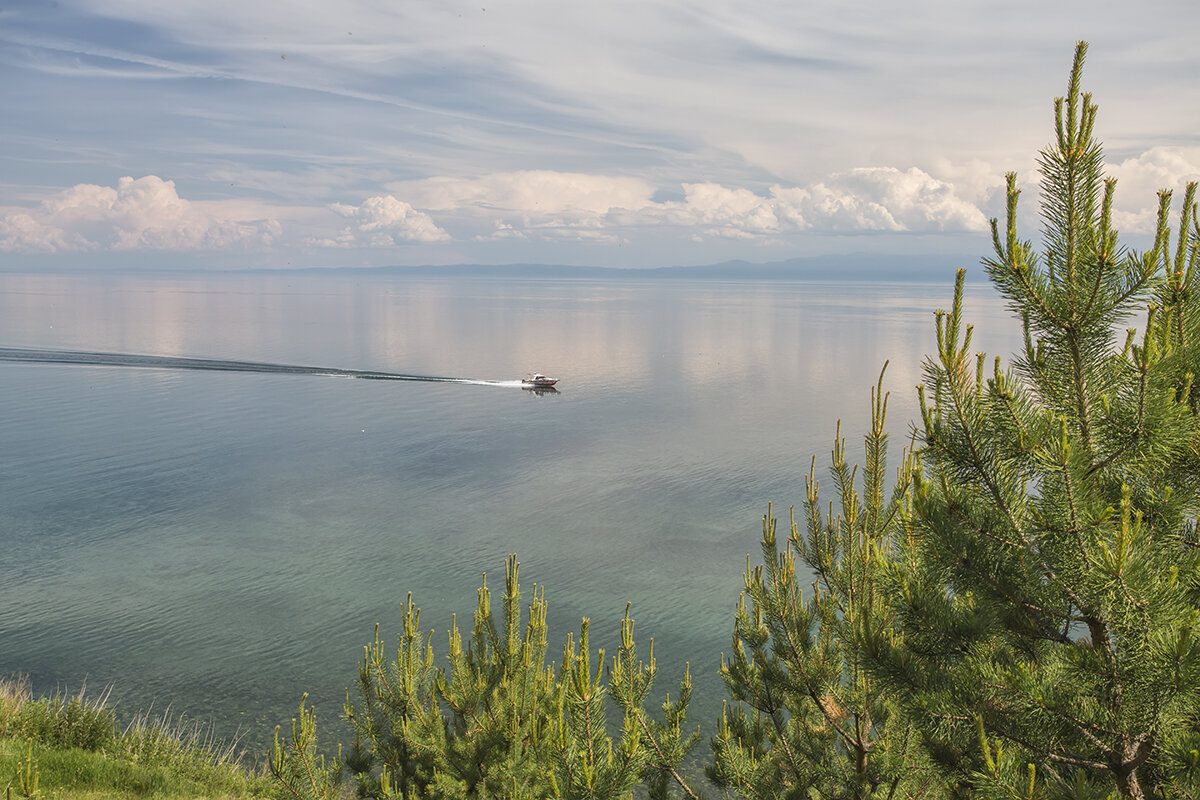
left=0, top=272, right=1015, bottom=401
left=0, top=271, right=1019, bottom=751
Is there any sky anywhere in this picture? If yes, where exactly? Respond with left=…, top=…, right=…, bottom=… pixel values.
left=1, top=0, right=1198, bottom=271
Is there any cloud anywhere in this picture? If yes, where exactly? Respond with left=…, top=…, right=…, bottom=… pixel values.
left=1105, top=147, right=1200, bottom=234
left=392, top=171, right=657, bottom=215
left=659, top=184, right=780, bottom=239
left=0, top=176, right=281, bottom=252
left=6, top=0, right=1198, bottom=273
left=383, top=167, right=987, bottom=243
left=772, top=168, right=990, bottom=233
left=312, top=195, right=449, bottom=247
left=387, top=171, right=656, bottom=244
left=656, top=167, right=987, bottom=238
left=0, top=166, right=992, bottom=260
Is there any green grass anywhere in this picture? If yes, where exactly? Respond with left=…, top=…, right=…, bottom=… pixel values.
left=0, top=676, right=279, bottom=800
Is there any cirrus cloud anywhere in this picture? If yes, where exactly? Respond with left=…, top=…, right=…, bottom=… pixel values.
left=0, top=176, right=281, bottom=253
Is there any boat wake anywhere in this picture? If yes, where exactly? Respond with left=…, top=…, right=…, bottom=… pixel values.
left=0, top=347, right=521, bottom=387
left=463, top=379, right=526, bottom=388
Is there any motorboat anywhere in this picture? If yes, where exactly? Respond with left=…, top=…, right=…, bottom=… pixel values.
left=522, top=373, right=558, bottom=388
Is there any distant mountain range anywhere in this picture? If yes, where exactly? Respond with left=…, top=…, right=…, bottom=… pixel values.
left=302, top=253, right=988, bottom=282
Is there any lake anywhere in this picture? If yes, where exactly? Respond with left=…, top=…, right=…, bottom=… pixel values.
left=0, top=269, right=1017, bottom=754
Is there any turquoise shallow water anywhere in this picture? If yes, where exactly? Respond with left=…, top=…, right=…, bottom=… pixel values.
left=0, top=270, right=1017, bottom=754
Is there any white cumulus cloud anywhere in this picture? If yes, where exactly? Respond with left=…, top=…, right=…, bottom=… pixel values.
left=0, top=176, right=281, bottom=253
left=643, top=167, right=987, bottom=239
left=673, top=183, right=780, bottom=238
left=382, top=167, right=987, bottom=243
left=1105, top=147, right=1200, bottom=233
left=772, top=167, right=990, bottom=233
left=387, top=171, right=655, bottom=243
left=391, top=171, right=657, bottom=215
left=314, top=195, right=449, bottom=247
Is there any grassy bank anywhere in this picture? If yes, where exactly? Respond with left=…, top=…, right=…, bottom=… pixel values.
left=0, top=676, right=277, bottom=800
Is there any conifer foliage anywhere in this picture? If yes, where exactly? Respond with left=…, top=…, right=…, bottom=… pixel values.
left=710, top=372, right=941, bottom=800
left=271, top=555, right=699, bottom=800
left=271, top=42, right=1200, bottom=800
left=868, top=42, right=1200, bottom=800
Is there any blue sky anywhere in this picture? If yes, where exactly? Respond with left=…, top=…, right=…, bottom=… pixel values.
left=1, top=0, right=1198, bottom=270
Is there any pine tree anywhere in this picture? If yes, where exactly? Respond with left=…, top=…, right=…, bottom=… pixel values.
left=271, top=41, right=1200, bottom=800
left=710, top=369, right=943, bottom=800
left=271, top=695, right=344, bottom=800
left=271, top=555, right=699, bottom=800
left=867, top=42, right=1200, bottom=800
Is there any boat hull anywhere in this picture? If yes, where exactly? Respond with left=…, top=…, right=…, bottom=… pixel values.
left=522, top=373, right=558, bottom=388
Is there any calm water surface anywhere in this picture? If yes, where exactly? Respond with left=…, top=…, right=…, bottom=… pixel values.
left=0, top=270, right=1017, bottom=752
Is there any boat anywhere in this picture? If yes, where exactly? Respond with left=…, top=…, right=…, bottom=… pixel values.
left=522, top=373, right=558, bottom=388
